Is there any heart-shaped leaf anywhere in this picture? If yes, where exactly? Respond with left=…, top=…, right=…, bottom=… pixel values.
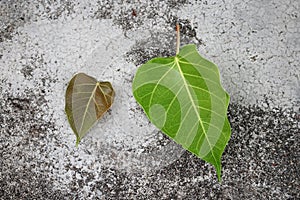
left=132, top=44, right=231, bottom=181
left=65, top=73, right=115, bottom=146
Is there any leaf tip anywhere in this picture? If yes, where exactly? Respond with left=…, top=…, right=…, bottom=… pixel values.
left=216, top=165, right=222, bottom=183
left=76, top=137, right=80, bottom=147
left=217, top=173, right=222, bottom=183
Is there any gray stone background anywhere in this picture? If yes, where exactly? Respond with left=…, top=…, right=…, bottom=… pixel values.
left=0, top=0, right=299, bottom=199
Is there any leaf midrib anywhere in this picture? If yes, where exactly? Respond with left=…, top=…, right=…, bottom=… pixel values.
left=78, top=84, right=98, bottom=135
left=174, top=56, right=218, bottom=163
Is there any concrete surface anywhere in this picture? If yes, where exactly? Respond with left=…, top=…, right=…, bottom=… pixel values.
left=0, top=0, right=299, bottom=199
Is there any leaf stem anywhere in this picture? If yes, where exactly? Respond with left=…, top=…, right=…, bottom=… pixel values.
left=176, top=23, right=180, bottom=55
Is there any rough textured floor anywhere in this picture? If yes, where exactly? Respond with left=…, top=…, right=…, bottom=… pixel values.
left=0, top=0, right=299, bottom=199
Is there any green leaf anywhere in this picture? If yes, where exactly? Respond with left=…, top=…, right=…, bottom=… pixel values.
left=65, top=73, right=115, bottom=146
left=132, top=44, right=231, bottom=181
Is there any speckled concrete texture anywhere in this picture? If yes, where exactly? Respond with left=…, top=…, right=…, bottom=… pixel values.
left=0, top=0, right=299, bottom=199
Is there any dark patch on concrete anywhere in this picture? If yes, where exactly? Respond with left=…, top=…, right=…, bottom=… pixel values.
left=20, top=54, right=44, bottom=79
left=94, top=1, right=150, bottom=31
left=0, top=87, right=55, bottom=144
left=20, top=65, right=35, bottom=79
left=0, top=1, right=28, bottom=42
left=93, top=0, right=114, bottom=20
left=65, top=164, right=98, bottom=199
left=166, top=0, right=189, bottom=9
left=125, top=32, right=175, bottom=66
left=149, top=130, right=171, bottom=149
left=0, top=167, right=70, bottom=199
left=0, top=0, right=75, bottom=43
left=94, top=167, right=132, bottom=198
left=0, top=24, right=16, bottom=42
left=250, top=54, right=258, bottom=62
left=0, top=80, right=62, bottom=198
left=93, top=0, right=203, bottom=67
left=1, top=88, right=299, bottom=198
left=113, top=9, right=142, bottom=31
left=138, top=130, right=174, bottom=154
left=40, top=0, right=75, bottom=20
left=222, top=104, right=299, bottom=199
left=93, top=0, right=190, bottom=32
left=93, top=1, right=143, bottom=31
left=125, top=16, right=204, bottom=66
left=169, top=17, right=205, bottom=46
left=86, top=103, right=299, bottom=199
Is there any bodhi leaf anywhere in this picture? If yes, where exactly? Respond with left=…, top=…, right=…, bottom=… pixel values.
left=132, top=44, right=231, bottom=181
left=65, top=73, right=115, bottom=146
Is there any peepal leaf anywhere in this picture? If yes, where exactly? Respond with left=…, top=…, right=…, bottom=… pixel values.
left=65, top=73, right=115, bottom=145
left=132, top=44, right=231, bottom=181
